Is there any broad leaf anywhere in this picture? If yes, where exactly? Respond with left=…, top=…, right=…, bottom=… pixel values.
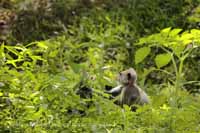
left=135, top=47, right=151, bottom=64
left=155, top=53, right=172, bottom=68
left=169, top=28, right=182, bottom=36
left=161, top=27, right=171, bottom=33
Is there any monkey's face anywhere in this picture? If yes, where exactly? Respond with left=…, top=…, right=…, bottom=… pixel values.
left=118, top=68, right=137, bottom=85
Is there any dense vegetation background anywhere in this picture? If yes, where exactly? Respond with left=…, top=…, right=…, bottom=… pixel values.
left=1, top=0, right=200, bottom=132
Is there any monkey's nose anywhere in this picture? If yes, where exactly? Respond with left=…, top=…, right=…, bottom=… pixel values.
left=119, top=72, right=122, bottom=75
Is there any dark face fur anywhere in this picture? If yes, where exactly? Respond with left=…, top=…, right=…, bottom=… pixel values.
left=118, top=68, right=137, bottom=85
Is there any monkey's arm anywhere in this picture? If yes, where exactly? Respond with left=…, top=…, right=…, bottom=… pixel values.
left=105, top=85, right=122, bottom=96
left=140, top=91, right=149, bottom=104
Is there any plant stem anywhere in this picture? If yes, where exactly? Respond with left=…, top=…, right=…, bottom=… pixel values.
left=171, top=54, right=179, bottom=89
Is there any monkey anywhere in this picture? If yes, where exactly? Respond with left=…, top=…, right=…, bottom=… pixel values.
left=67, top=86, right=93, bottom=116
left=76, top=86, right=93, bottom=99
left=106, top=68, right=149, bottom=110
left=69, top=68, right=149, bottom=115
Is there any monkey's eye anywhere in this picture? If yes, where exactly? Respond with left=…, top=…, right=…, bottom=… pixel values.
left=127, top=73, right=131, bottom=80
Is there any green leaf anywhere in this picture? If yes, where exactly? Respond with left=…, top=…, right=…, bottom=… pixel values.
left=191, top=29, right=200, bottom=35
left=105, top=16, right=111, bottom=22
left=5, top=46, right=19, bottom=56
left=69, top=62, right=86, bottom=73
left=49, top=50, right=58, bottom=57
left=31, top=56, right=46, bottom=62
left=161, top=27, right=171, bottom=33
left=135, top=47, right=151, bottom=64
left=37, top=42, right=48, bottom=50
left=155, top=53, right=172, bottom=68
left=0, top=43, right=5, bottom=58
left=169, top=28, right=182, bottom=36
left=170, top=45, right=185, bottom=57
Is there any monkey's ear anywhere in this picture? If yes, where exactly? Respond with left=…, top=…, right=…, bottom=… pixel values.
left=127, top=73, right=131, bottom=80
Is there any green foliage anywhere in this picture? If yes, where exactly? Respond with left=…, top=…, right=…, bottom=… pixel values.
left=3, top=0, right=197, bottom=43
left=1, top=0, right=200, bottom=132
left=1, top=34, right=200, bottom=132
left=187, top=4, right=200, bottom=27
left=136, top=28, right=200, bottom=88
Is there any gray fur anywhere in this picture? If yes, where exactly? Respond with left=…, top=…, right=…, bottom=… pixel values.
left=109, top=68, right=149, bottom=107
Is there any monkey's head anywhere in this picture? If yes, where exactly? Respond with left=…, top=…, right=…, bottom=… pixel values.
left=118, top=68, right=137, bottom=85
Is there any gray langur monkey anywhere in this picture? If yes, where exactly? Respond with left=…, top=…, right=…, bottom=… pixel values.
left=106, top=68, right=149, bottom=110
